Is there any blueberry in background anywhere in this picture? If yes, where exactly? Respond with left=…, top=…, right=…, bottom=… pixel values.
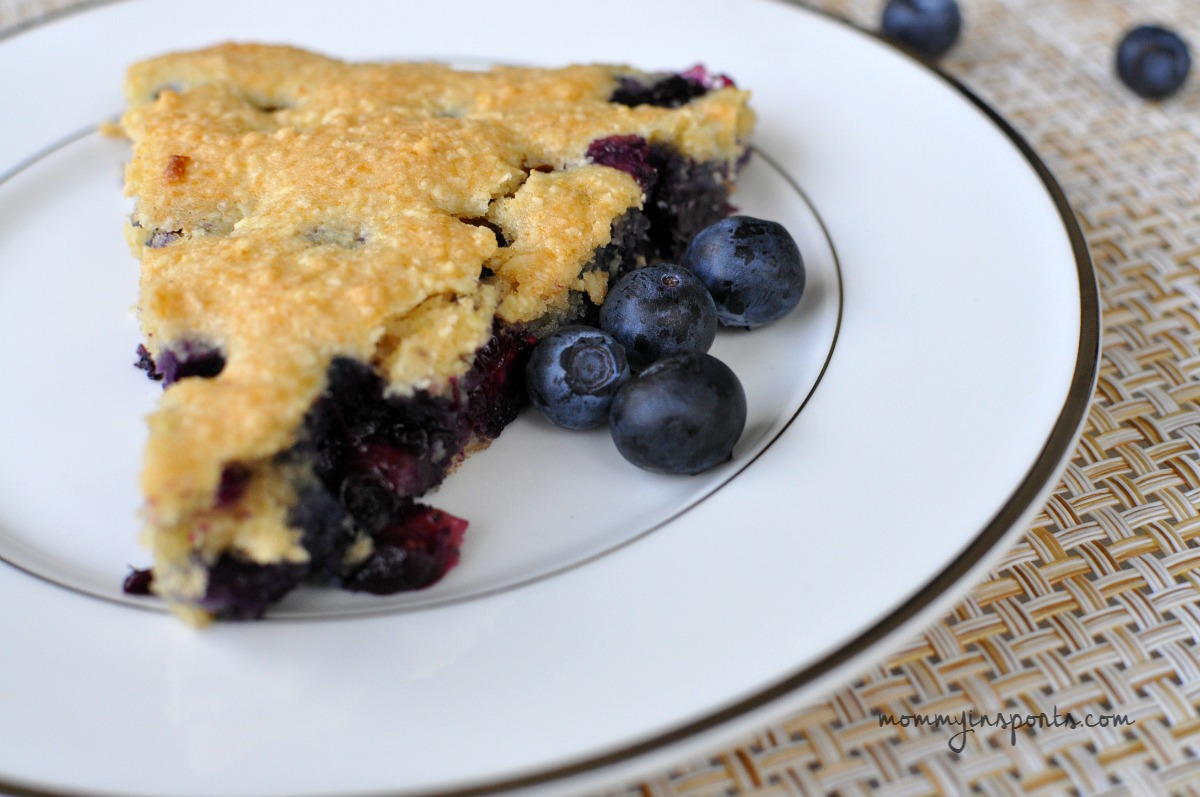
left=600, top=263, right=717, bottom=370
left=526, top=325, right=630, bottom=430
left=1116, top=25, right=1191, bottom=100
left=880, top=0, right=963, bottom=60
left=609, top=352, right=747, bottom=475
left=681, top=215, right=806, bottom=330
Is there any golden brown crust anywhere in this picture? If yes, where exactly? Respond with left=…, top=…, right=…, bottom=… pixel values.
left=119, top=43, right=753, bottom=616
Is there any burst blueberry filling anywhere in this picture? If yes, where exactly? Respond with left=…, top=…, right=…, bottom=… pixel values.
left=126, top=327, right=536, bottom=618
left=146, top=228, right=183, bottom=248
left=588, top=135, right=738, bottom=261
left=610, top=65, right=734, bottom=109
left=301, top=327, right=535, bottom=514
left=135, top=340, right=226, bottom=386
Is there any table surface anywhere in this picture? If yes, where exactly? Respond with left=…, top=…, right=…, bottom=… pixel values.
left=3, top=1, right=1199, bottom=795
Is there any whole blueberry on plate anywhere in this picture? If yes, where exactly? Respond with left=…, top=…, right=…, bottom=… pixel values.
left=1116, top=25, right=1191, bottom=99
left=526, top=325, right=630, bottom=430
left=600, top=263, right=717, bottom=370
left=880, top=0, right=962, bottom=60
left=681, top=215, right=805, bottom=330
left=609, top=352, right=746, bottom=475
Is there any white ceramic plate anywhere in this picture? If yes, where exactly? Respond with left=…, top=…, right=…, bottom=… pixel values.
left=0, top=1, right=1097, bottom=796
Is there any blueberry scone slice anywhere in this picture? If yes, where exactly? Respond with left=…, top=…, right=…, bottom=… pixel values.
left=119, top=44, right=754, bottom=623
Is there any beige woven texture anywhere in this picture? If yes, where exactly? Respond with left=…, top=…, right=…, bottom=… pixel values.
left=0, top=0, right=79, bottom=31
left=4, top=1, right=1200, bottom=795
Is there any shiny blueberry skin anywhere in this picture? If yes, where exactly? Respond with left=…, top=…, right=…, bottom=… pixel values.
left=526, top=326, right=631, bottom=430
left=1116, top=25, right=1191, bottom=99
left=881, top=0, right=962, bottom=59
left=609, top=352, right=746, bottom=475
left=600, top=264, right=717, bottom=370
left=681, top=216, right=805, bottom=330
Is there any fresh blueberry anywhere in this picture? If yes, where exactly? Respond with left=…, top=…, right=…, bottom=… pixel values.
left=881, top=0, right=963, bottom=60
left=526, top=326, right=630, bottom=430
left=600, top=264, right=717, bottom=370
left=681, top=215, right=805, bottom=330
left=609, top=352, right=746, bottom=475
left=1116, top=25, right=1191, bottom=99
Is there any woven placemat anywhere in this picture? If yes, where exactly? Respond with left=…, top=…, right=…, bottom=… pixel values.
left=3, top=1, right=1199, bottom=795
left=0, top=0, right=78, bottom=31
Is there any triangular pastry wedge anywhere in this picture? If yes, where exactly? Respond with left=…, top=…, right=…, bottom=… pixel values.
left=119, top=43, right=754, bottom=623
